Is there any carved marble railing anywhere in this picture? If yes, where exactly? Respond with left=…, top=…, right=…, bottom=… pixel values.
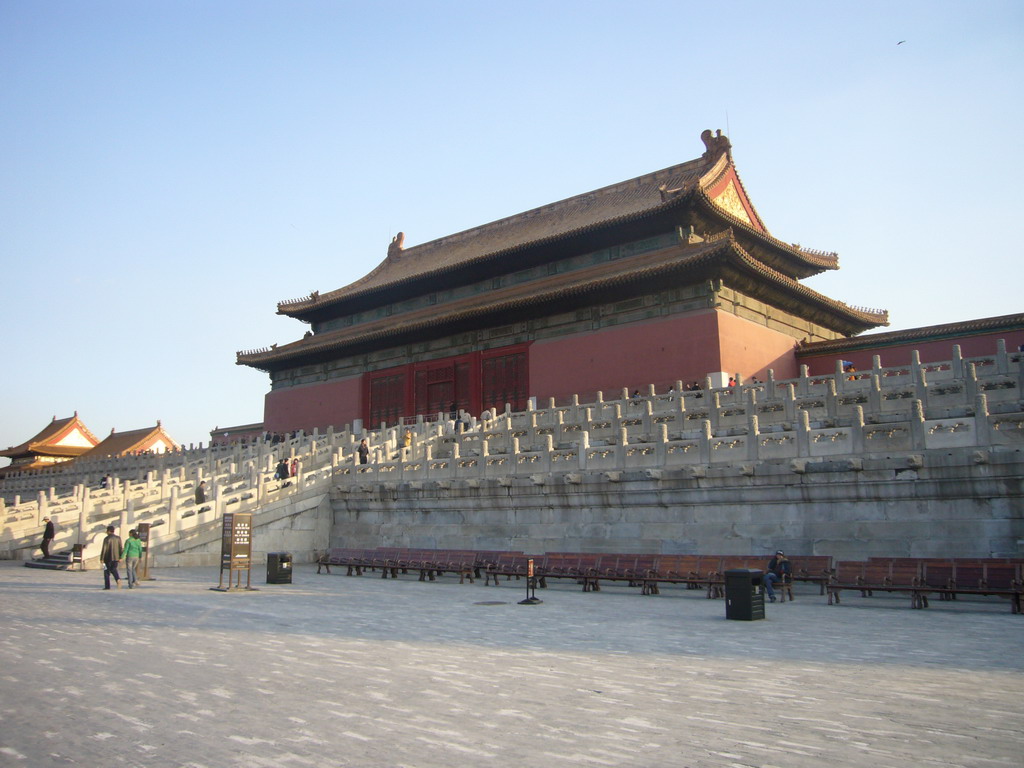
left=2, top=340, right=1020, bottom=561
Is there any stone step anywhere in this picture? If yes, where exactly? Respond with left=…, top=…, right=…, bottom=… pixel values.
left=24, top=551, right=75, bottom=571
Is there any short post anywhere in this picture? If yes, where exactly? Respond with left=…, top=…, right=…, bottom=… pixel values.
left=519, top=558, right=542, bottom=605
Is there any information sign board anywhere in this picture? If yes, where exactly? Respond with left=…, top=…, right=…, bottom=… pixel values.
left=220, top=512, right=252, bottom=571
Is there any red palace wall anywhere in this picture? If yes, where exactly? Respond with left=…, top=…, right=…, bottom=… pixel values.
left=263, top=376, right=362, bottom=435
left=798, top=329, right=1024, bottom=376
left=716, top=312, right=801, bottom=382
left=530, top=311, right=721, bottom=402
left=530, top=310, right=800, bottom=401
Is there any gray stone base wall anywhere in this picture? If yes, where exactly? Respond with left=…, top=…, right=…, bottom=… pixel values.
left=329, top=451, right=1024, bottom=559
left=146, top=492, right=333, bottom=569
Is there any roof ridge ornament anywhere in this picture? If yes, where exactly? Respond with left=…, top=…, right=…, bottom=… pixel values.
left=700, top=129, right=732, bottom=162
left=658, top=184, right=686, bottom=202
left=388, top=231, right=405, bottom=259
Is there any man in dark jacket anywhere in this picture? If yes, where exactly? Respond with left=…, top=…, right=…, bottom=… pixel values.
left=764, top=550, right=791, bottom=602
left=41, top=517, right=55, bottom=558
left=99, top=525, right=123, bottom=590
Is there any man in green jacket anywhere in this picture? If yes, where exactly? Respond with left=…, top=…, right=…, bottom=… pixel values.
left=122, top=529, right=144, bottom=589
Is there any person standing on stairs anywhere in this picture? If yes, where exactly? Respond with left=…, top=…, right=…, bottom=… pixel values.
left=40, top=517, right=54, bottom=559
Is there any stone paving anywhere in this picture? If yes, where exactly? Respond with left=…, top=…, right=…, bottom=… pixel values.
left=0, top=561, right=1021, bottom=768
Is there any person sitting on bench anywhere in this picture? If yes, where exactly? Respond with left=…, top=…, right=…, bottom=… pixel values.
left=764, top=550, right=791, bottom=603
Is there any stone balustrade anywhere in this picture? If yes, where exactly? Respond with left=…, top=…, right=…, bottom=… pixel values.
left=1, top=341, right=1021, bottom=563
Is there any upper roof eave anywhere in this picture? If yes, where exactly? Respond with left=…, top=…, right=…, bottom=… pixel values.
left=278, top=133, right=840, bottom=321
left=239, top=234, right=887, bottom=371
left=275, top=133, right=749, bottom=320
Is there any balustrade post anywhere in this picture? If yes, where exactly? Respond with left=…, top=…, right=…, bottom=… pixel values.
left=851, top=405, right=866, bottom=454
left=168, top=486, right=179, bottom=536
left=915, top=367, right=929, bottom=406
left=699, top=420, right=712, bottom=465
left=996, top=338, right=1009, bottom=374
left=657, top=423, right=669, bottom=465
left=836, top=359, right=849, bottom=392
left=796, top=409, right=811, bottom=457
left=709, top=392, right=722, bottom=432
left=798, top=365, right=810, bottom=396
left=946, top=343, right=964, bottom=380
left=869, top=375, right=883, bottom=415
left=746, top=415, right=760, bottom=462
left=910, top=399, right=926, bottom=450
left=826, top=379, right=838, bottom=419
left=975, top=393, right=992, bottom=445
left=210, top=481, right=222, bottom=521
left=965, top=362, right=978, bottom=400
left=77, top=489, right=88, bottom=554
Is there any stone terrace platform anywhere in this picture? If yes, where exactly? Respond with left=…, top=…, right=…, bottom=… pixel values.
left=0, top=562, right=1021, bottom=768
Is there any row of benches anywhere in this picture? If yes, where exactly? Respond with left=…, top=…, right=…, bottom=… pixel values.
left=315, top=548, right=832, bottom=597
left=316, top=549, right=1024, bottom=612
left=827, top=558, right=1024, bottom=612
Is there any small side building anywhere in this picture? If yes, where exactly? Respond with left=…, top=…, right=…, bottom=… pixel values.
left=209, top=422, right=265, bottom=446
left=797, top=313, right=1024, bottom=373
left=81, top=422, right=180, bottom=459
left=0, top=413, right=100, bottom=475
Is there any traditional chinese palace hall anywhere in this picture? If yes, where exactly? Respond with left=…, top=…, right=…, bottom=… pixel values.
left=238, top=130, right=903, bottom=434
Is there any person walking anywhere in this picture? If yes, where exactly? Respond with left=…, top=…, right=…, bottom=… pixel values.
left=99, top=525, right=123, bottom=590
left=195, top=480, right=207, bottom=505
left=357, top=439, right=369, bottom=464
left=275, top=458, right=290, bottom=480
left=122, top=529, right=144, bottom=589
left=40, top=517, right=55, bottom=559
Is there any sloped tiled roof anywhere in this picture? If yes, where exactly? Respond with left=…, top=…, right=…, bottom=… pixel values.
left=81, top=424, right=179, bottom=459
left=239, top=233, right=886, bottom=372
left=798, top=312, right=1024, bottom=356
left=0, top=414, right=99, bottom=459
left=275, top=132, right=838, bottom=319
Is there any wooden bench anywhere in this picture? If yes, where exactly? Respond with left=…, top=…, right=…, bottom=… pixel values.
left=828, top=560, right=930, bottom=609
left=641, top=555, right=715, bottom=595
left=787, top=555, right=833, bottom=594
left=942, top=560, right=1022, bottom=613
left=316, top=547, right=371, bottom=575
left=484, top=553, right=535, bottom=586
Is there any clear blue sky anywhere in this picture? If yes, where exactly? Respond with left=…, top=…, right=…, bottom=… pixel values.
left=2, top=0, right=1021, bottom=461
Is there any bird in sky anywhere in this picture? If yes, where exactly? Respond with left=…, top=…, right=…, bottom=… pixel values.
left=897, top=40, right=906, bottom=45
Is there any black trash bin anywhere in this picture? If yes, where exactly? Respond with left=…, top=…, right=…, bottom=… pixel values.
left=267, top=552, right=293, bottom=584
left=725, top=568, right=765, bottom=620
